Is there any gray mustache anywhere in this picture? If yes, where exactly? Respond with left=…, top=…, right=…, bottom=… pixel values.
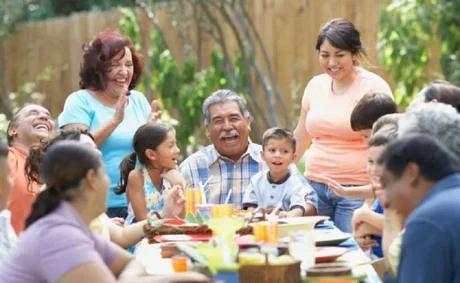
left=219, top=130, right=239, bottom=138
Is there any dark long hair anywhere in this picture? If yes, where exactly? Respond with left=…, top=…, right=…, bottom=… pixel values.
left=25, top=141, right=102, bottom=228
left=25, top=129, right=95, bottom=188
left=315, top=18, right=367, bottom=64
left=116, top=123, right=172, bottom=195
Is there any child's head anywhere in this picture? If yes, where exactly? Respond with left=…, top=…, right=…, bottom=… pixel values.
left=371, top=113, right=403, bottom=137
left=117, top=123, right=179, bottom=194
left=0, top=139, right=13, bottom=211
left=26, top=129, right=97, bottom=187
left=351, top=92, right=398, bottom=141
left=261, top=127, right=297, bottom=176
left=367, top=129, right=398, bottom=185
left=408, top=80, right=460, bottom=112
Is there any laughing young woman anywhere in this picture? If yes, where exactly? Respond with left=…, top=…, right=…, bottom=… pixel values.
left=293, top=18, right=393, bottom=233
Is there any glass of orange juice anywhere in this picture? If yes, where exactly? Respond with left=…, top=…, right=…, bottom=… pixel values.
left=185, top=188, right=202, bottom=215
left=253, top=221, right=279, bottom=244
left=253, top=222, right=267, bottom=242
left=171, top=256, right=188, bottom=272
left=211, top=204, right=233, bottom=218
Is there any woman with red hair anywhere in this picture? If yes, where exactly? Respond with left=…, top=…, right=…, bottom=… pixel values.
left=58, top=29, right=159, bottom=219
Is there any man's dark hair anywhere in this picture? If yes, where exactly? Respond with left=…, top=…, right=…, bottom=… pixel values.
left=378, top=134, right=460, bottom=181
left=351, top=92, right=398, bottom=131
left=262, top=127, right=296, bottom=152
left=423, top=80, right=460, bottom=113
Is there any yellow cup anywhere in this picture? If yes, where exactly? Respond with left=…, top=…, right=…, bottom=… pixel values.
left=253, top=221, right=279, bottom=244
left=211, top=204, right=233, bottom=218
left=185, top=189, right=203, bottom=215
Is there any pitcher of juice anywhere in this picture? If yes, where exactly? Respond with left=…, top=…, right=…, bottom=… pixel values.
left=185, top=188, right=202, bottom=215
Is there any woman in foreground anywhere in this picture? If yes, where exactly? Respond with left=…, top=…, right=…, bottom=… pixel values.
left=0, top=141, right=206, bottom=282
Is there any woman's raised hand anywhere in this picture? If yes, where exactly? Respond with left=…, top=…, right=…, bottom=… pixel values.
left=147, top=100, right=162, bottom=124
left=112, top=85, right=129, bottom=125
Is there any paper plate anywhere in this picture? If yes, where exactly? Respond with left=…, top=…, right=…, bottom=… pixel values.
left=153, top=233, right=213, bottom=243
left=313, top=230, right=351, bottom=246
left=315, top=247, right=349, bottom=263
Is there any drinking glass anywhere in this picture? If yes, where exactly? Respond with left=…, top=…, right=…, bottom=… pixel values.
left=185, top=188, right=202, bottom=215
left=253, top=221, right=279, bottom=244
left=211, top=204, right=233, bottom=218
left=289, top=230, right=315, bottom=270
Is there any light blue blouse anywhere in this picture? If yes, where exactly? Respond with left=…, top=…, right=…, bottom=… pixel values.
left=58, top=90, right=150, bottom=208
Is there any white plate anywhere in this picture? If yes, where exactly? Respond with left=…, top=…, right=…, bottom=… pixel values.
left=160, top=235, right=192, bottom=241
left=313, top=230, right=351, bottom=246
left=277, top=216, right=329, bottom=225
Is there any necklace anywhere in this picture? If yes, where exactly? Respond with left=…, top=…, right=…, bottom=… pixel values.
left=331, top=68, right=358, bottom=96
left=102, top=91, right=119, bottom=101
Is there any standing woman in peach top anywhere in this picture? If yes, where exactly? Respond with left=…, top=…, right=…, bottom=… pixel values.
left=293, top=18, right=393, bottom=233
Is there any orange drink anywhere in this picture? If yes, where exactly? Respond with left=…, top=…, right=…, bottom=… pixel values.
left=185, top=188, right=202, bottom=215
left=211, top=204, right=233, bottom=218
left=266, top=221, right=279, bottom=244
left=171, top=257, right=188, bottom=272
left=253, top=221, right=279, bottom=244
left=253, top=222, right=267, bottom=242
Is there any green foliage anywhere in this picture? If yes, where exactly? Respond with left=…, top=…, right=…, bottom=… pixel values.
left=118, top=8, right=247, bottom=156
left=0, top=115, right=9, bottom=140
left=23, top=0, right=135, bottom=21
left=436, top=1, right=460, bottom=85
left=0, top=0, right=27, bottom=39
left=379, top=0, right=460, bottom=106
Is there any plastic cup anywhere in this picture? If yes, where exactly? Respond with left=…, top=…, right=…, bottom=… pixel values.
left=253, top=221, right=279, bottom=244
left=212, top=204, right=233, bottom=218
left=171, top=257, right=188, bottom=272
left=185, top=188, right=202, bottom=215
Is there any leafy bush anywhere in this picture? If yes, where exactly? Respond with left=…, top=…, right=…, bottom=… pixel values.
left=379, top=0, right=460, bottom=106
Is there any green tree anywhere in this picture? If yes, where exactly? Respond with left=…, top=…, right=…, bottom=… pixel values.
left=19, top=0, right=136, bottom=22
left=379, top=0, right=460, bottom=106
left=118, top=8, right=238, bottom=157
